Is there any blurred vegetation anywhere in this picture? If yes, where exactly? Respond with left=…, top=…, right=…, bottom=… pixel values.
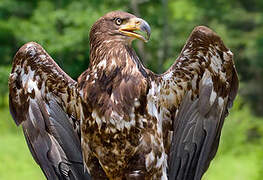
left=0, top=0, right=263, bottom=179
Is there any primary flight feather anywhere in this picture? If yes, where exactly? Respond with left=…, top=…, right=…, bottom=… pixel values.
left=9, top=11, right=238, bottom=180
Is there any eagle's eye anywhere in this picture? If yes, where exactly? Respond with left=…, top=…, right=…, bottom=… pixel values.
left=115, top=18, right=123, bottom=25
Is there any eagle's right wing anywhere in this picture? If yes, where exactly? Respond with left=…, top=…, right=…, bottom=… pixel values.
left=148, top=26, right=238, bottom=179
left=167, top=27, right=238, bottom=180
left=9, top=42, right=91, bottom=180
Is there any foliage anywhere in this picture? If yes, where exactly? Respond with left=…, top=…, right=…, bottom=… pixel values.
left=0, top=132, right=45, bottom=180
left=0, top=66, right=11, bottom=106
left=204, top=97, right=263, bottom=179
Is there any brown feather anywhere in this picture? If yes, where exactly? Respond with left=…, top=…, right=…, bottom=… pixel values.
left=9, top=11, right=238, bottom=180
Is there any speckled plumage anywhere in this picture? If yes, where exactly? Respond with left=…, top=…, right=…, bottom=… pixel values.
left=9, top=11, right=238, bottom=180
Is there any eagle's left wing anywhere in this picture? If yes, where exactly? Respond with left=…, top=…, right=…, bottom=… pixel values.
left=148, top=26, right=238, bottom=180
left=9, top=42, right=91, bottom=180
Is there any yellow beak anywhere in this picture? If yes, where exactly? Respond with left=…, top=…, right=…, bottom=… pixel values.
left=119, top=18, right=151, bottom=43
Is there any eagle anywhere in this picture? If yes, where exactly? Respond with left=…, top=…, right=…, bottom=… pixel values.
left=9, top=11, right=238, bottom=180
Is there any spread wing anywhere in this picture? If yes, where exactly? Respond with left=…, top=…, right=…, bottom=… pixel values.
left=9, top=42, right=91, bottom=180
left=149, top=26, right=238, bottom=179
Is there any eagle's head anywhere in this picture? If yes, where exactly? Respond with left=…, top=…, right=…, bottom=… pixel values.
left=90, top=11, right=151, bottom=46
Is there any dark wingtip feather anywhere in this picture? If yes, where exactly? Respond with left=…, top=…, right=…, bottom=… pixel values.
left=228, top=67, right=239, bottom=109
left=8, top=94, right=20, bottom=126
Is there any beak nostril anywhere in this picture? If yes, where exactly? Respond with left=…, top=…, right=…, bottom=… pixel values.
left=135, top=21, right=140, bottom=25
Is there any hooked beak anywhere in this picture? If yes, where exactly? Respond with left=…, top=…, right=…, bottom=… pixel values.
left=119, top=18, right=151, bottom=43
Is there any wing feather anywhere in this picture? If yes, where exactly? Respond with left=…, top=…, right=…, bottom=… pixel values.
left=9, top=42, right=91, bottom=179
left=148, top=26, right=238, bottom=179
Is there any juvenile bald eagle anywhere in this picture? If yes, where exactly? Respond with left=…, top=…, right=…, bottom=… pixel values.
left=9, top=11, right=238, bottom=180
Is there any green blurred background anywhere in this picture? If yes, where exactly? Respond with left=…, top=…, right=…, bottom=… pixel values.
left=0, top=0, right=263, bottom=179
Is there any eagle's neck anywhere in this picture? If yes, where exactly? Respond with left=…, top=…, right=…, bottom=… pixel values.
left=89, top=40, right=147, bottom=78
left=80, top=40, right=148, bottom=120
